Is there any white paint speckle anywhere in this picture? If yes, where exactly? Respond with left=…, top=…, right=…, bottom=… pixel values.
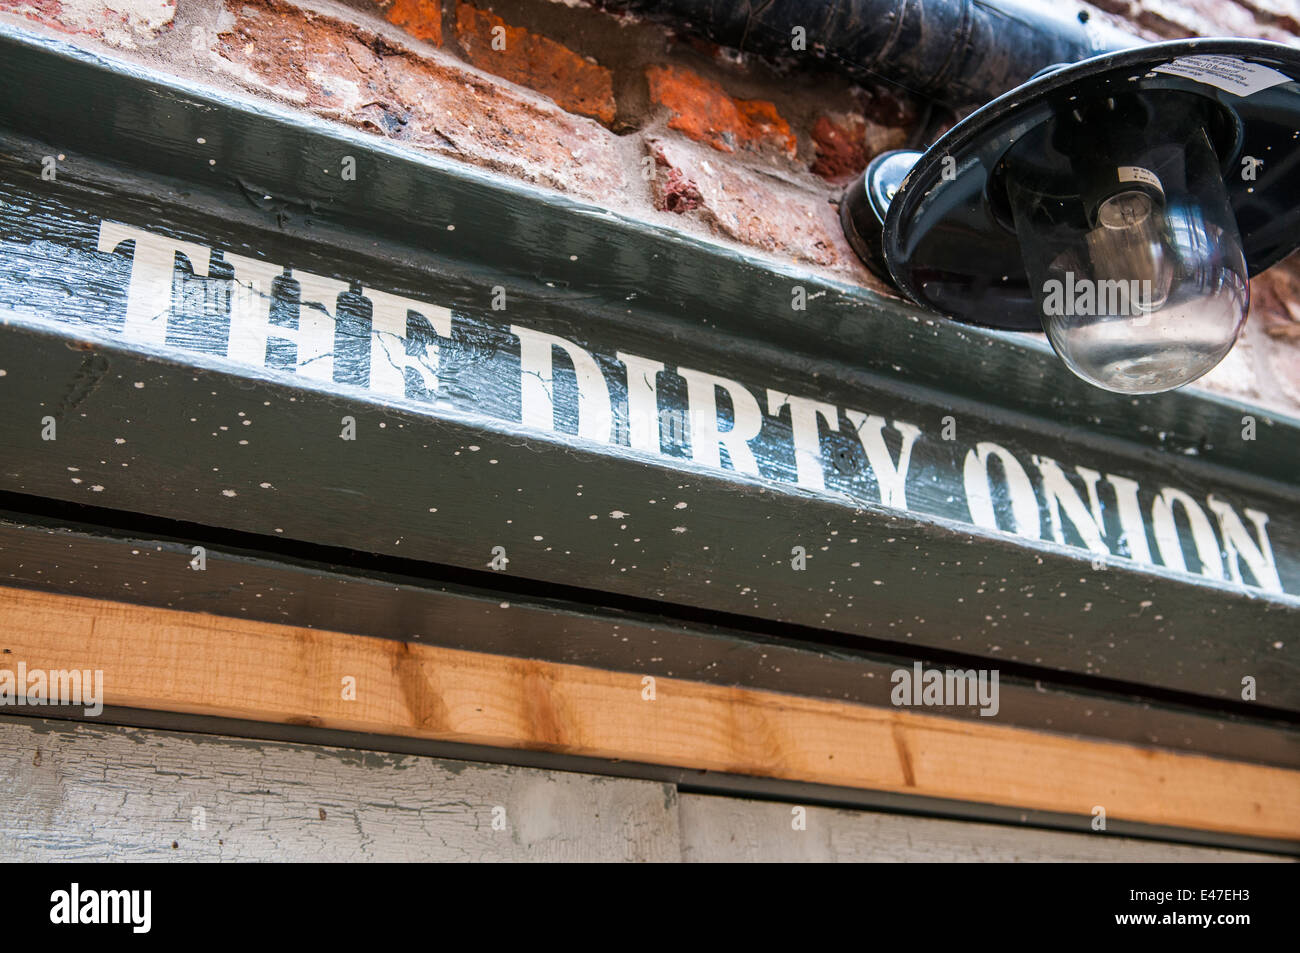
left=221, top=489, right=237, bottom=497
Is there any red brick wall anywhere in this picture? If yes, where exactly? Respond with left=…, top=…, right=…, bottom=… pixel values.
left=2, top=0, right=1298, bottom=409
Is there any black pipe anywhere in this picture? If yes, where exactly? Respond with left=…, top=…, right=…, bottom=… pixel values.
left=598, top=0, right=1142, bottom=109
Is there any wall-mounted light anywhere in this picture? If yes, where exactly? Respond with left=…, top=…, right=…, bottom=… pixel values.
left=843, top=39, right=1300, bottom=394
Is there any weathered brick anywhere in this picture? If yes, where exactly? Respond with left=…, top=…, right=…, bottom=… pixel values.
left=648, top=137, right=844, bottom=267
left=856, top=85, right=918, bottom=129
left=809, top=112, right=908, bottom=183
left=455, top=2, right=615, bottom=124
left=1085, top=0, right=1137, bottom=17
left=646, top=65, right=796, bottom=159
left=1235, top=0, right=1300, bottom=34
left=1249, top=261, right=1300, bottom=407
left=657, top=163, right=703, bottom=213
left=810, top=115, right=868, bottom=183
left=212, top=0, right=627, bottom=202
left=380, top=0, right=442, bottom=46
left=0, top=0, right=174, bottom=47
left=1134, top=0, right=1292, bottom=41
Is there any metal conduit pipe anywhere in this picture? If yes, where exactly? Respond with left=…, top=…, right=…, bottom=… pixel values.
left=596, top=0, right=1143, bottom=108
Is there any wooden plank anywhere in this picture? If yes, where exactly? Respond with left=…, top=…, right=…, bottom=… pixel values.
left=676, top=794, right=1289, bottom=863
left=3, top=514, right=1295, bottom=771
left=1, top=716, right=1283, bottom=862
left=0, top=716, right=678, bottom=862
left=2, top=584, right=1298, bottom=841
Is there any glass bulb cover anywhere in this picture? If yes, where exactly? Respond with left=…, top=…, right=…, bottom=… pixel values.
left=1005, top=101, right=1249, bottom=395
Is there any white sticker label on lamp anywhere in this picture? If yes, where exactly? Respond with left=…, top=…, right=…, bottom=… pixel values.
left=1154, top=55, right=1291, bottom=96
left=1118, top=166, right=1163, bottom=194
